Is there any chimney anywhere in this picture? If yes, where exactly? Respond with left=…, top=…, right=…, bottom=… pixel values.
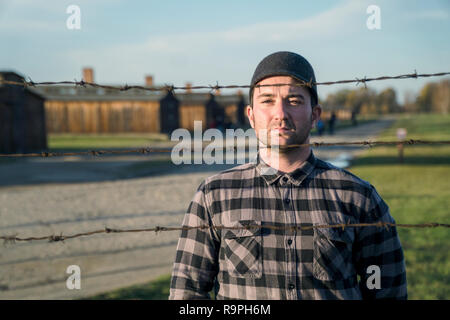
left=145, top=75, right=154, bottom=87
left=83, top=67, right=94, bottom=83
left=185, top=82, right=192, bottom=94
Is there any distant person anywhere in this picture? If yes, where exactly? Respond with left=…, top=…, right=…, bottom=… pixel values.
left=328, top=111, right=337, bottom=135
left=224, top=117, right=233, bottom=130
left=351, top=110, right=358, bottom=126
left=215, top=114, right=225, bottom=133
left=316, top=118, right=325, bottom=136
left=170, top=51, right=407, bottom=300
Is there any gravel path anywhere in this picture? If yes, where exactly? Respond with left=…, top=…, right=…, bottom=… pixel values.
left=0, top=117, right=395, bottom=299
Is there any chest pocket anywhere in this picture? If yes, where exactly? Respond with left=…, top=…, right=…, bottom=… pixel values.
left=313, top=226, right=355, bottom=281
left=223, top=220, right=262, bottom=278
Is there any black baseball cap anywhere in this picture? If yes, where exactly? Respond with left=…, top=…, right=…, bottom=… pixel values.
left=250, top=51, right=318, bottom=107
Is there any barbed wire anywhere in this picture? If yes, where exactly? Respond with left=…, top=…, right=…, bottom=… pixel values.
left=1, top=71, right=449, bottom=93
left=0, top=139, right=449, bottom=158
left=1, top=222, right=449, bottom=244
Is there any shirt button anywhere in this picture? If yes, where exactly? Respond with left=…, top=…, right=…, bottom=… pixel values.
left=288, top=284, right=295, bottom=290
left=287, top=239, right=293, bottom=245
left=284, top=198, right=290, bottom=204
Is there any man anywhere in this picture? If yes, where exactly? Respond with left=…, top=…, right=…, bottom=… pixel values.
left=169, top=51, right=407, bottom=300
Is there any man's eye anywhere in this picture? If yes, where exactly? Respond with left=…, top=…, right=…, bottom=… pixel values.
left=261, top=100, right=274, bottom=104
left=289, top=99, right=303, bottom=105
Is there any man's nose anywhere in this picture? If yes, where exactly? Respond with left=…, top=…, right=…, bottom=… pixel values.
left=272, top=98, right=289, bottom=121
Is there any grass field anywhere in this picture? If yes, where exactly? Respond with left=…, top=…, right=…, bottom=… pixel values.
left=48, top=133, right=170, bottom=150
left=85, top=274, right=172, bottom=300
left=86, top=113, right=449, bottom=300
left=349, top=113, right=450, bottom=299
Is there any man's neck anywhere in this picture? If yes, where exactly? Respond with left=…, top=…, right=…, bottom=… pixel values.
left=259, top=143, right=311, bottom=174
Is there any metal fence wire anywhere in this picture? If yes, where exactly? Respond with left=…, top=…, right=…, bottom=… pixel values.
left=1, top=222, right=449, bottom=244
left=1, top=71, right=449, bottom=92
left=0, top=139, right=449, bottom=158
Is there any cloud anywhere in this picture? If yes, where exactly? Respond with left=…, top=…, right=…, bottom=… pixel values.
left=67, top=0, right=367, bottom=71
left=128, top=0, right=365, bottom=50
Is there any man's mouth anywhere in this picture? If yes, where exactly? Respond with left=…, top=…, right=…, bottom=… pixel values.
left=272, top=127, right=293, bottom=133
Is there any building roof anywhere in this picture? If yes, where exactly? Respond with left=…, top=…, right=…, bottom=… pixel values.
left=31, top=85, right=248, bottom=105
left=173, top=92, right=213, bottom=105
left=214, top=93, right=246, bottom=105
left=0, top=71, right=46, bottom=101
left=31, top=85, right=165, bottom=101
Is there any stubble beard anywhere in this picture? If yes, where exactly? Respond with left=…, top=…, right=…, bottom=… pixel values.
left=256, top=115, right=313, bottom=154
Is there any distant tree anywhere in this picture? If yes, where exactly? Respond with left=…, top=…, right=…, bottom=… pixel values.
left=416, top=83, right=436, bottom=113
left=323, top=89, right=351, bottom=111
left=345, top=87, right=377, bottom=114
left=403, top=90, right=417, bottom=113
left=415, top=80, right=450, bottom=114
left=431, top=80, right=450, bottom=114
left=323, top=79, right=448, bottom=116
left=377, top=88, right=399, bottom=114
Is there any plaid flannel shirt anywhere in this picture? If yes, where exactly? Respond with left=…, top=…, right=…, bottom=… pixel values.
left=169, top=151, right=407, bottom=300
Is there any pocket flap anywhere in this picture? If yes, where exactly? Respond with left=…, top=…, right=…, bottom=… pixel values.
left=223, top=220, right=262, bottom=239
left=314, top=225, right=354, bottom=243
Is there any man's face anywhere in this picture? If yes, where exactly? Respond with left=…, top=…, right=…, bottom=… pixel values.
left=247, top=76, right=321, bottom=149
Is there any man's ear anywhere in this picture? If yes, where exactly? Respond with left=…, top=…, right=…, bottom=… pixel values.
left=311, top=104, right=322, bottom=127
left=246, top=105, right=255, bottom=129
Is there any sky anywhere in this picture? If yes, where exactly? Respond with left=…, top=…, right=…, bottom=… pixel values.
left=0, top=0, right=449, bottom=104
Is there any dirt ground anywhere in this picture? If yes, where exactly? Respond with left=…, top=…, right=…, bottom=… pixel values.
left=0, top=118, right=394, bottom=299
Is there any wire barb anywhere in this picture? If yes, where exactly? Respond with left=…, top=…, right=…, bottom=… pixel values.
left=3, top=234, right=18, bottom=245
left=78, top=79, right=86, bottom=88
left=355, top=76, right=368, bottom=89
left=49, top=233, right=65, bottom=243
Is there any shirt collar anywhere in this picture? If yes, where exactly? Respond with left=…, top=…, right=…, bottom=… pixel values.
left=255, top=150, right=316, bottom=186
